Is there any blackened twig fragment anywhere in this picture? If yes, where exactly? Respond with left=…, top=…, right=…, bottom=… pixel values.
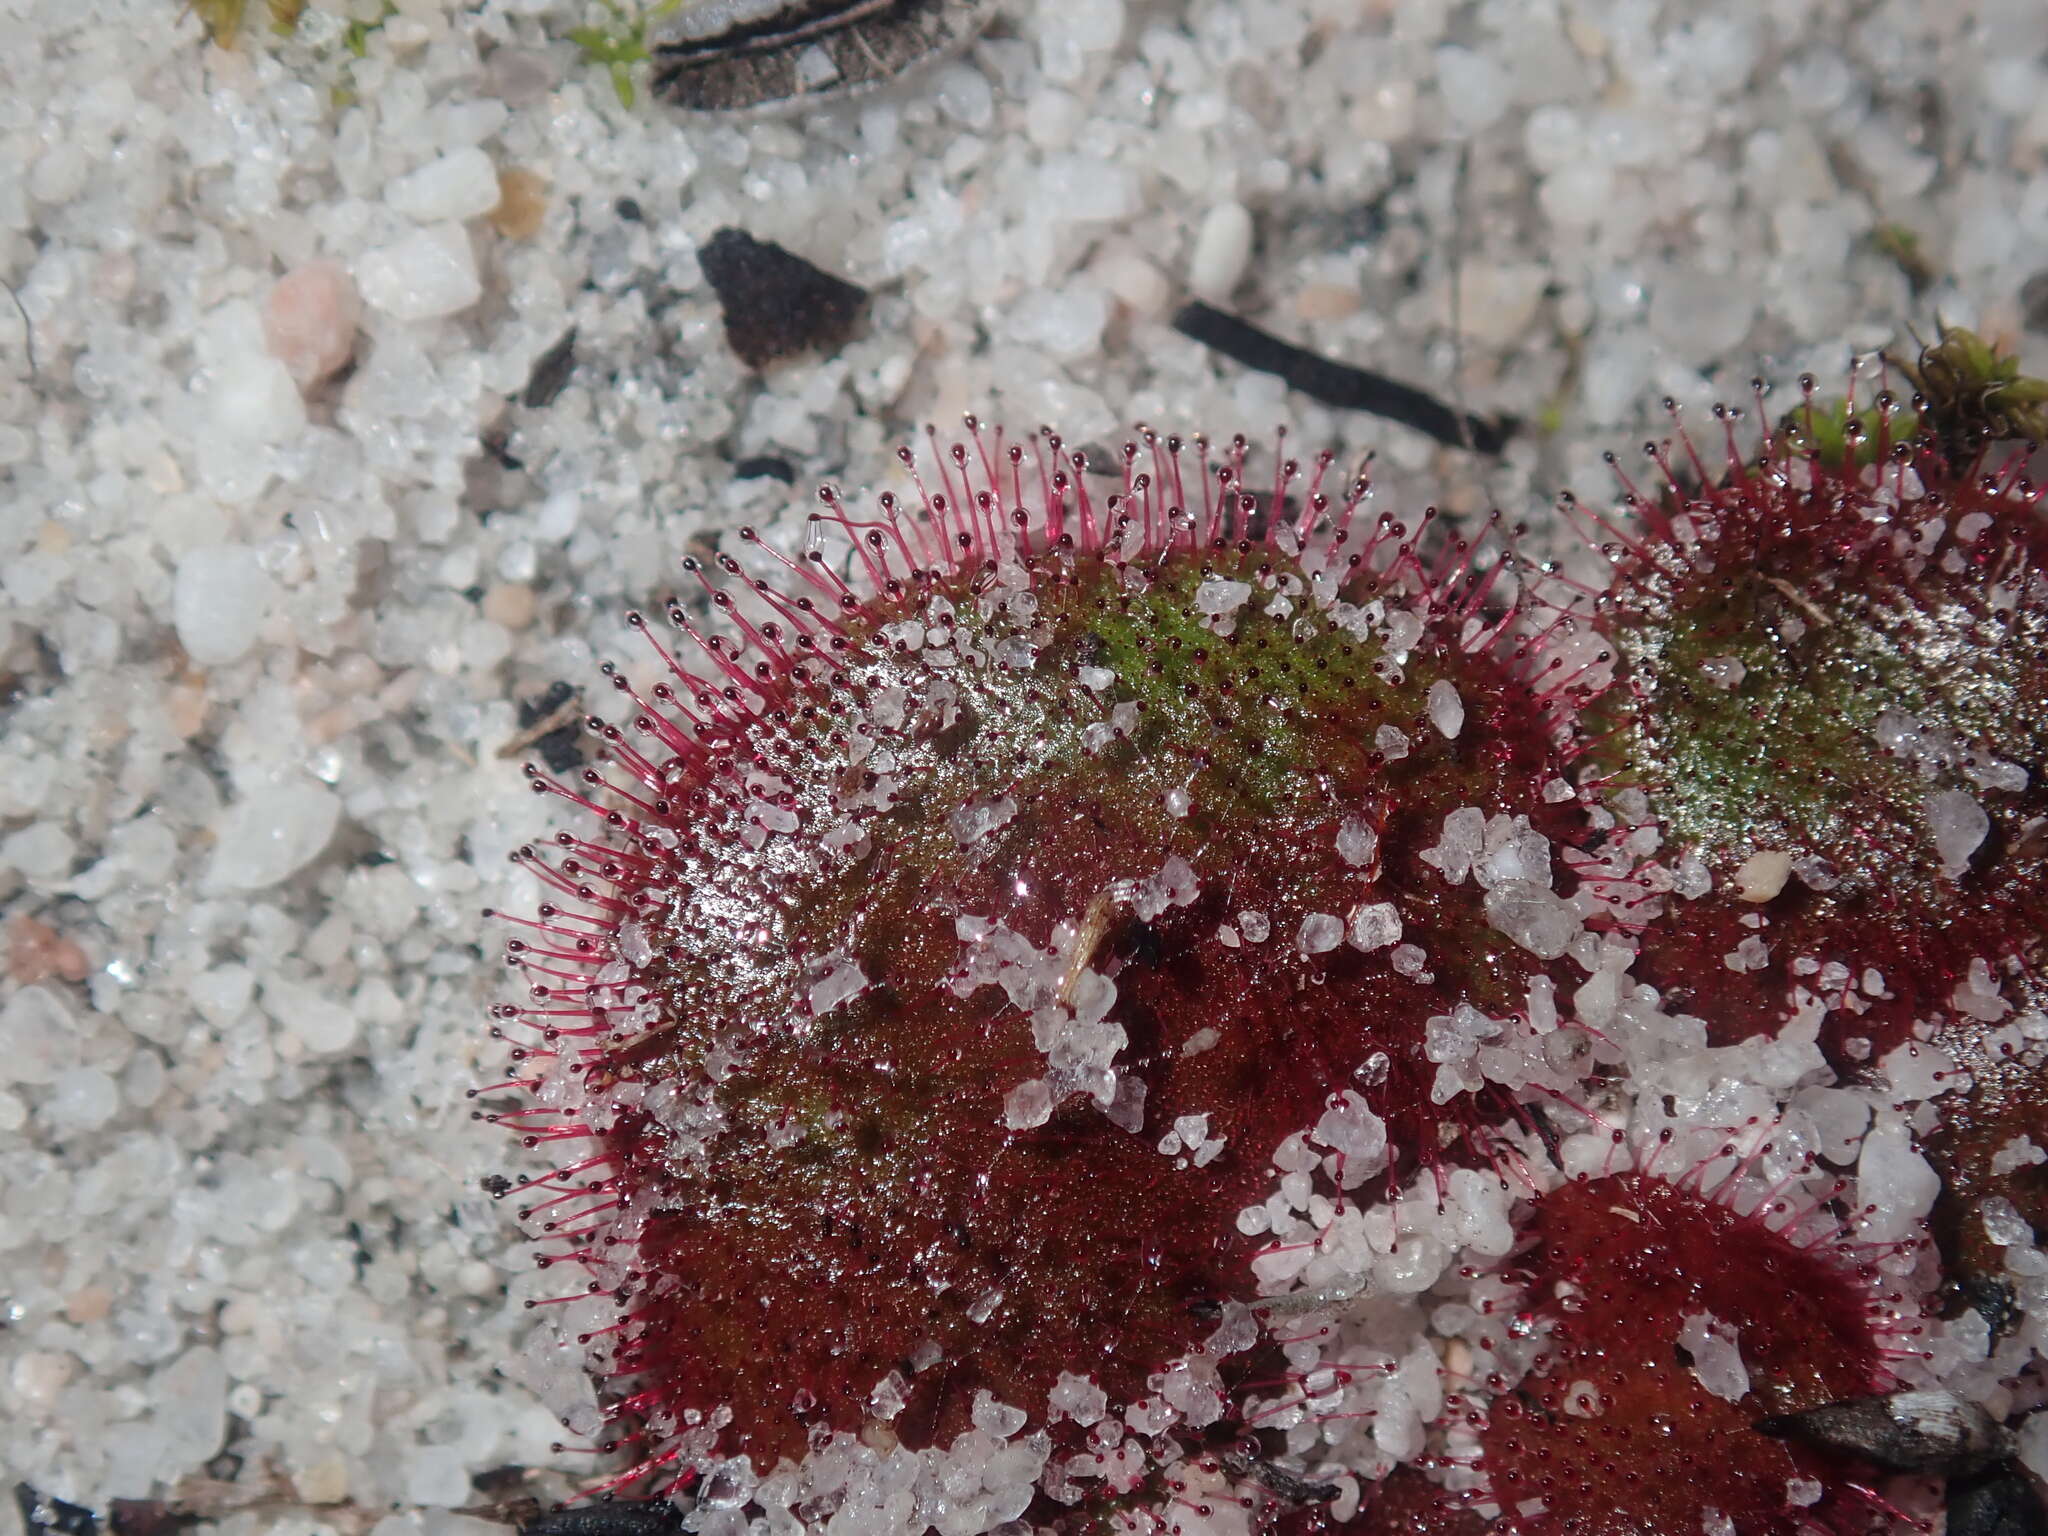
left=1173, top=301, right=1515, bottom=453
left=699, top=228, right=867, bottom=370
left=1756, top=1388, right=2017, bottom=1476
left=652, top=0, right=996, bottom=113
left=522, top=328, right=579, bottom=409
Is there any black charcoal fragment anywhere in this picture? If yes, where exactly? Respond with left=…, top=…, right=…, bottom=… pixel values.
left=698, top=228, right=867, bottom=370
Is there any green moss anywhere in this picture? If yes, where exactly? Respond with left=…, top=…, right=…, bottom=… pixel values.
left=1783, top=325, right=2048, bottom=468
left=1894, top=321, right=2048, bottom=451
left=568, top=0, right=684, bottom=108
left=1869, top=222, right=1937, bottom=295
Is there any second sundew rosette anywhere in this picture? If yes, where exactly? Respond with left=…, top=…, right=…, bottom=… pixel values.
left=1564, top=367, right=2048, bottom=1314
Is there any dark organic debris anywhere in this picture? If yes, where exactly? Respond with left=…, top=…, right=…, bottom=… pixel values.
left=517, top=680, right=576, bottom=731
left=1172, top=301, right=1515, bottom=453
left=16, top=1485, right=100, bottom=1536
left=732, top=454, right=797, bottom=484
left=478, top=421, right=525, bottom=474
left=1757, top=1389, right=2017, bottom=1477
left=1867, top=222, right=1937, bottom=297
left=1949, top=1466, right=2048, bottom=1536
left=698, top=228, right=868, bottom=370
left=2022, top=271, right=2048, bottom=336
left=468, top=405, right=531, bottom=522
left=106, top=1501, right=201, bottom=1536
left=1525, top=1099, right=1566, bottom=1170
left=520, top=1500, right=691, bottom=1536
left=4, top=277, right=36, bottom=380
left=522, top=329, right=579, bottom=409
left=652, top=0, right=996, bottom=113
left=1218, top=1453, right=1340, bottom=1507
left=1954, top=1271, right=2024, bottom=1339
left=458, top=1465, right=550, bottom=1531
left=504, top=681, right=585, bottom=774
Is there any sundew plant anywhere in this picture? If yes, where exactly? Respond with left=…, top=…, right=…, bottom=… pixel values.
left=478, top=343, right=2048, bottom=1536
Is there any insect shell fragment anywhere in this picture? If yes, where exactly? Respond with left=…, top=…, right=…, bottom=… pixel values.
left=650, top=0, right=999, bottom=112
